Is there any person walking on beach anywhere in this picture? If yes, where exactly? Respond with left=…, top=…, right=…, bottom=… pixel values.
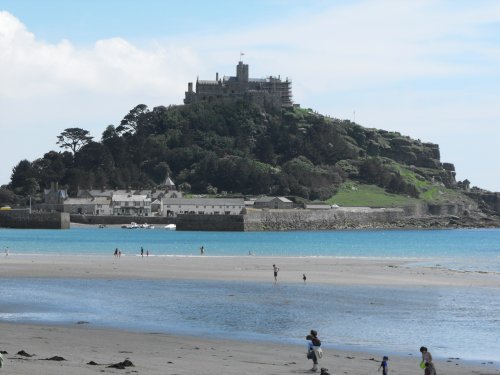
left=303, top=273, right=307, bottom=283
left=273, top=264, right=279, bottom=283
left=306, top=329, right=322, bottom=372
left=420, top=346, right=436, bottom=375
left=378, top=356, right=389, bottom=375
left=141, top=246, right=144, bottom=257
left=200, top=246, right=204, bottom=255
left=114, top=248, right=118, bottom=257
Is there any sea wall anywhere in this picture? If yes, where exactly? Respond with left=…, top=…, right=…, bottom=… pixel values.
left=176, top=214, right=245, bottom=231
left=0, top=210, right=70, bottom=229
left=244, top=207, right=406, bottom=231
left=70, top=214, right=177, bottom=226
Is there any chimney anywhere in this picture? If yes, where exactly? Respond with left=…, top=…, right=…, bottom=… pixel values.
left=216, top=72, right=219, bottom=81
left=188, top=82, right=193, bottom=92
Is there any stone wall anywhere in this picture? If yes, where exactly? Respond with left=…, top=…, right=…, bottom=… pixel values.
left=244, top=207, right=406, bottom=231
left=70, top=214, right=177, bottom=226
left=0, top=210, right=70, bottom=229
left=176, top=214, right=245, bottom=231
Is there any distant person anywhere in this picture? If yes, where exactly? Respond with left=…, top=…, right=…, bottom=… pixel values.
left=114, top=248, right=118, bottom=257
left=306, top=329, right=322, bottom=372
left=200, top=246, right=204, bottom=255
left=146, top=250, right=149, bottom=257
left=378, top=356, right=389, bottom=375
left=141, top=247, right=144, bottom=257
left=118, top=250, right=122, bottom=257
left=4, top=247, right=8, bottom=256
left=303, top=273, right=307, bottom=283
left=420, top=346, right=436, bottom=375
left=273, top=264, right=279, bottom=283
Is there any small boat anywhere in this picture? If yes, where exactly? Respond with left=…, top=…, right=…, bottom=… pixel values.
left=122, top=222, right=139, bottom=229
left=164, top=224, right=176, bottom=230
left=140, top=223, right=155, bottom=229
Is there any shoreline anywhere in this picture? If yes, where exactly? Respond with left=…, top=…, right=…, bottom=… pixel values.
left=1, top=322, right=498, bottom=375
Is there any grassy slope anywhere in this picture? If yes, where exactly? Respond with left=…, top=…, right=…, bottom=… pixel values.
left=327, top=178, right=473, bottom=208
left=327, top=182, right=420, bottom=207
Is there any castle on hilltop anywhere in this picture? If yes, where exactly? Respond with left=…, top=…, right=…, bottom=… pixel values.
left=184, top=60, right=293, bottom=108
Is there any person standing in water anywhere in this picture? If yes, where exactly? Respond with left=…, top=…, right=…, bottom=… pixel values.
left=141, top=247, right=144, bottom=257
left=200, top=246, right=204, bottom=255
left=273, top=264, right=279, bottom=283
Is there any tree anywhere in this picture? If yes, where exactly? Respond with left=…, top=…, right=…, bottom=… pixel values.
left=56, top=128, right=94, bottom=153
left=116, top=104, right=149, bottom=135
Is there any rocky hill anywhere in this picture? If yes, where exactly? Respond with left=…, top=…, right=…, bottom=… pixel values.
left=2, top=99, right=499, bottom=221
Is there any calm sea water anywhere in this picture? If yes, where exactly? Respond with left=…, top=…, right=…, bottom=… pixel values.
left=1, top=228, right=500, bottom=362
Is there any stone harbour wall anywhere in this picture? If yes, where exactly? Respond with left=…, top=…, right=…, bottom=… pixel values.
left=0, top=210, right=70, bottom=229
left=244, top=207, right=406, bottom=231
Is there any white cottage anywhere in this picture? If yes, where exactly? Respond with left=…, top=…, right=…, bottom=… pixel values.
left=162, top=198, right=245, bottom=216
left=112, top=194, right=151, bottom=216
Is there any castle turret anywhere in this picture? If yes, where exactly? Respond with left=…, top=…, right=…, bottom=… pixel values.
left=236, top=61, right=249, bottom=83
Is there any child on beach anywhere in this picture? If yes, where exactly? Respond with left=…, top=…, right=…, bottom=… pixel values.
left=378, top=356, right=388, bottom=375
left=420, top=346, right=436, bottom=375
left=306, top=329, right=322, bottom=372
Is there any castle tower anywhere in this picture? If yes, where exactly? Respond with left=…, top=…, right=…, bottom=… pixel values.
left=236, top=61, right=249, bottom=83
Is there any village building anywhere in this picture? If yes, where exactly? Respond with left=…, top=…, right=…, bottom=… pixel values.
left=254, top=196, right=294, bottom=209
left=43, top=182, right=68, bottom=204
left=162, top=198, right=245, bottom=216
left=184, top=60, right=293, bottom=108
left=112, top=194, right=151, bottom=216
left=63, top=197, right=112, bottom=215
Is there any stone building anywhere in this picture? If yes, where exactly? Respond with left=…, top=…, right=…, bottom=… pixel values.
left=112, top=194, right=151, bottom=216
left=184, top=60, right=293, bottom=108
left=254, top=196, right=293, bottom=209
left=162, top=198, right=245, bottom=216
left=63, top=197, right=112, bottom=215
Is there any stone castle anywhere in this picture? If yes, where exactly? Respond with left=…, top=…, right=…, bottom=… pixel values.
left=184, top=60, right=293, bottom=108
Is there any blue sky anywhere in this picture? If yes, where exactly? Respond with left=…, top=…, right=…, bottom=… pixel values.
left=1, top=0, right=500, bottom=191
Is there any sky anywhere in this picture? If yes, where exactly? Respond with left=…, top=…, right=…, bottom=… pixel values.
left=1, top=0, right=499, bottom=192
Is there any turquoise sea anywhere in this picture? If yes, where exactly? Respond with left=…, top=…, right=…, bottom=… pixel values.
left=1, top=228, right=500, bottom=363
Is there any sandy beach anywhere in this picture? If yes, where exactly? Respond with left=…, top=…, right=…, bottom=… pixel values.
left=1, top=254, right=499, bottom=374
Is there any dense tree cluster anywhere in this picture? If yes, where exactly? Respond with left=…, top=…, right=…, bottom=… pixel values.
left=5, top=99, right=444, bottom=205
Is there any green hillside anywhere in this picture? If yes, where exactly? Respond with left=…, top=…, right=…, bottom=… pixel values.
left=2, top=99, right=473, bottom=208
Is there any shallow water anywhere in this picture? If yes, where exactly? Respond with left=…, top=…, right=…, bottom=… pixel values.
left=0, top=278, right=499, bottom=362
left=1, top=227, right=500, bottom=272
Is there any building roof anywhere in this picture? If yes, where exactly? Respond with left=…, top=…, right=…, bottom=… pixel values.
left=64, top=197, right=110, bottom=205
left=112, top=194, right=151, bottom=202
left=305, top=204, right=332, bottom=210
left=163, top=198, right=244, bottom=206
left=255, top=196, right=292, bottom=203
left=164, top=177, right=175, bottom=187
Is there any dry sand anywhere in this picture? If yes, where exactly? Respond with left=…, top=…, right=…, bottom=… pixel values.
left=1, top=254, right=499, bottom=375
